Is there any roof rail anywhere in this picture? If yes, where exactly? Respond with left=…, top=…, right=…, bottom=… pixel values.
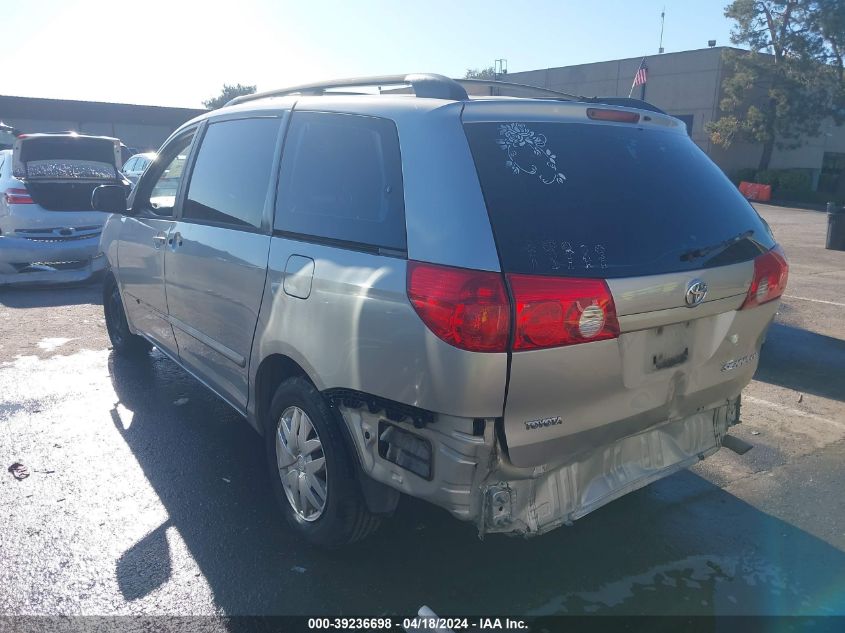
left=456, top=78, right=579, bottom=100
left=224, top=73, right=667, bottom=116
left=225, top=73, right=468, bottom=106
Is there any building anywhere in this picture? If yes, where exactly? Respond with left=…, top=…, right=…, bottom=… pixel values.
left=505, top=47, right=845, bottom=196
left=0, top=95, right=205, bottom=153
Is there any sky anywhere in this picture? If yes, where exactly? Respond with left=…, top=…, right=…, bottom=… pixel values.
left=3, top=0, right=737, bottom=108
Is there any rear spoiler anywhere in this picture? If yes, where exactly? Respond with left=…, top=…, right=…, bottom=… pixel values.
left=580, top=97, right=666, bottom=115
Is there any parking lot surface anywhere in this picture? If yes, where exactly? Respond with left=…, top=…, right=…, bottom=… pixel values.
left=1, top=204, right=843, bottom=616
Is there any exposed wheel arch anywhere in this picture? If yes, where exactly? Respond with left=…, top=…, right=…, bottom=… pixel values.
left=253, top=353, right=400, bottom=517
left=253, top=354, right=312, bottom=437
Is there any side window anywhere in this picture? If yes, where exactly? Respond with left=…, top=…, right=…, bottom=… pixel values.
left=275, top=112, right=406, bottom=251
left=183, top=117, right=282, bottom=230
left=123, top=158, right=137, bottom=172
left=137, top=132, right=195, bottom=217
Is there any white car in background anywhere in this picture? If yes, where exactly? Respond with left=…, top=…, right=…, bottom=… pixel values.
left=0, top=133, right=129, bottom=285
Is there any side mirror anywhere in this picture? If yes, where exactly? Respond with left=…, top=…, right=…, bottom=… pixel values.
left=92, top=184, right=129, bottom=214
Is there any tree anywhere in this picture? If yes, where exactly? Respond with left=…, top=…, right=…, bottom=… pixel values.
left=809, top=0, right=845, bottom=123
left=810, top=0, right=845, bottom=81
left=464, top=67, right=498, bottom=80
left=203, top=83, right=257, bottom=110
left=707, top=1, right=841, bottom=170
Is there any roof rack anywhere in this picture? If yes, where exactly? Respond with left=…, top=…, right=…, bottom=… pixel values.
left=224, top=73, right=667, bottom=115
left=226, top=73, right=469, bottom=106
left=456, top=78, right=580, bottom=100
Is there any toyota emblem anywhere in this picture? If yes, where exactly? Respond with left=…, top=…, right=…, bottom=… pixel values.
left=685, top=279, right=708, bottom=307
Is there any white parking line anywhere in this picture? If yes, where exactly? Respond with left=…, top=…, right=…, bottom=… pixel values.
left=743, top=395, right=845, bottom=429
left=782, top=295, right=845, bottom=308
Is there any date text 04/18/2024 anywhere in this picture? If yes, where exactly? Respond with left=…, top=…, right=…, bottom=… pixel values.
left=306, top=617, right=528, bottom=630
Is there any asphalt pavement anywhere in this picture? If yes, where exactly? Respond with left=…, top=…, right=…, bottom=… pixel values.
left=0, top=204, right=843, bottom=617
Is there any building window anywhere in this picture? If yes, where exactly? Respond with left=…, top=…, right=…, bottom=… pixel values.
left=819, top=152, right=845, bottom=195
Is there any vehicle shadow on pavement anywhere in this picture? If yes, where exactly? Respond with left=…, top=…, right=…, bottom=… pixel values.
left=0, top=282, right=102, bottom=309
left=107, top=351, right=845, bottom=617
left=756, top=322, right=845, bottom=402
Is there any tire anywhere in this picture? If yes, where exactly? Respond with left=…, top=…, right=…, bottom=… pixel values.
left=103, top=273, right=152, bottom=357
left=265, top=376, right=380, bottom=547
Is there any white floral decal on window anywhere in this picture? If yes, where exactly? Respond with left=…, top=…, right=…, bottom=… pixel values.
left=496, top=123, right=566, bottom=184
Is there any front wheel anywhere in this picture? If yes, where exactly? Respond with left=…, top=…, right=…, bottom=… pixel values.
left=103, top=273, right=151, bottom=357
left=265, top=377, right=380, bottom=547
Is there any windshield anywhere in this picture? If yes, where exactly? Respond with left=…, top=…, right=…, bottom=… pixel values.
left=463, top=121, right=775, bottom=278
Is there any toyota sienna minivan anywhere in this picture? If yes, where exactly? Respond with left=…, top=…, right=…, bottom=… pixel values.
left=92, top=74, right=787, bottom=546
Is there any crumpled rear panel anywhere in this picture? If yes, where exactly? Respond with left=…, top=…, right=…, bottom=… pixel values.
left=489, top=404, right=733, bottom=535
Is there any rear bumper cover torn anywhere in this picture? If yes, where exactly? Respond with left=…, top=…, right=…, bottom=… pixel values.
left=483, top=403, right=736, bottom=535
left=341, top=398, right=738, bottom=537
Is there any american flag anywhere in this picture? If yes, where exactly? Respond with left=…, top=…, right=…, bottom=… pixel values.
left=628, top=58, right=649, bottom=98
left=633, top=60, right=648, bottom=87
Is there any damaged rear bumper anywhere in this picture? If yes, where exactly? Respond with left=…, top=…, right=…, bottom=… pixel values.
left=0, top=235, right=105, bottom=285
left=482, top=402, right=737, bottom=536
left=341, top=398, right=739, bottom=537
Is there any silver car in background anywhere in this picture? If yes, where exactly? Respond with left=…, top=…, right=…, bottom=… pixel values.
left=95, top=74, right=788, bottom=547
left=0, top=133, right=127, bottom=285
left=122, top=152, right=156, bottom=186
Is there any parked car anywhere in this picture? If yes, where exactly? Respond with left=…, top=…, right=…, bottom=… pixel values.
left=0, top=133, right=128, bottom=285
left=122, top=152, right=156, bottom=186
left=95, top=74, right=788, bottom=547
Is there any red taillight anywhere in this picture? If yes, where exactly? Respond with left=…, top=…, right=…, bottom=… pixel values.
left=508, top=274, right=620, bottom=350
left=741, top=246, right=788, bottom=309
left=407, top=261, right=510, bottom=353
left=586, top=108, right=640, bottom=124
left=4, top=188, right=34, bottom=204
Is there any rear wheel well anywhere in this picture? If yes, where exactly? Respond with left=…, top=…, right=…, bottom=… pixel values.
left=254, top=354, right=311, bottom=435
left=253, top=353, right=400, bottom=516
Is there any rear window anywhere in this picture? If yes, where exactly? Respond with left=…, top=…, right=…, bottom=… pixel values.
left=463, top=121, right=775, bottom=278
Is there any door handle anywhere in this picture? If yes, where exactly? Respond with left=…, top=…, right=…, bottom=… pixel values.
left=168, top=232, right=183, bottom=248
left=152, top=233, right=167, bottom=248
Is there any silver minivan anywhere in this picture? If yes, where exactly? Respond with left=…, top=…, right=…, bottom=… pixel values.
left=94, top=74, right=788, bottom=546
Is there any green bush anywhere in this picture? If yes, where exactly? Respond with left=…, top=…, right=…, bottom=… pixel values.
left=731, top=167, right=757, bottom=184
left=777, top=170, right=812, bottom=192
left=755, top=169, right=780, bottom=188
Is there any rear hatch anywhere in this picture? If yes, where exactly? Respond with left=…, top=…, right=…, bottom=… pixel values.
left=462, top=101, right=786, bottom=468
left=12, top=134, right=125, bottom=211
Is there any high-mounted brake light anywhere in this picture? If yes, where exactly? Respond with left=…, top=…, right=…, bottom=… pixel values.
left=586, top=108, right=640, bottom=124
left=508, top=275, right=620, bottom=350
left=741, top=246, right=788, bottom=309
left=4, top=188, right=33, bottom=205
left=407, top=261, right=510, bottom=353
